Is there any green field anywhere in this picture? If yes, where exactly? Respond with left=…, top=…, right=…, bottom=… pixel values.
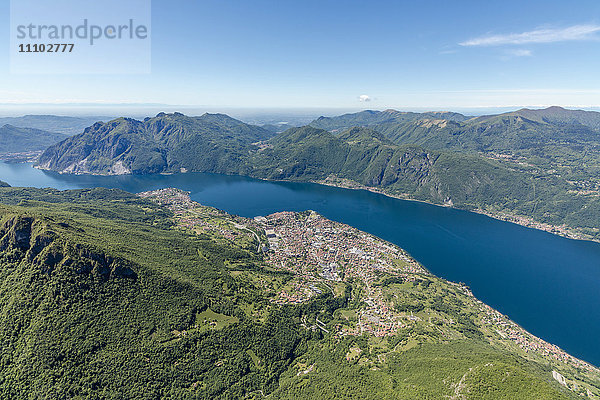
left=196, top=308, right=240, bottom=332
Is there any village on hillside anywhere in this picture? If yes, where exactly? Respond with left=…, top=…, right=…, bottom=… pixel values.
left=139, top=188, right=600, bottom=386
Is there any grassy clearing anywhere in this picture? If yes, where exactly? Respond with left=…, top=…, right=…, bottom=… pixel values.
left=195, top=308, right=240, bottom=332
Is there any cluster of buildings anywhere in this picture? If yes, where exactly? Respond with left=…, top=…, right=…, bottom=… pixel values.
left=139, top=187, right=194, bottom=211
left=478, top=301, right=598, bottom=374
left=139, top=188, right=258, bottom=243
left=256, top=210, right=427, bottom=336
left=271, top=278, right=317, bottom=305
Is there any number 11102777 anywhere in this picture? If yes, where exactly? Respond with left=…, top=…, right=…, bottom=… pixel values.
left=18, top=43, right=74, bottom=53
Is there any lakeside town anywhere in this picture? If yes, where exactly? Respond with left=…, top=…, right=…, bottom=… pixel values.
left=313, top=174, right=598, bottom=243
left=140, top=188, right=600, bottom=395
left=258, top=209, right=426, bottom=337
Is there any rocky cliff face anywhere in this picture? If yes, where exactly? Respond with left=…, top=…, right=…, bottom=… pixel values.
left=0, top=213, right=136, bottom=280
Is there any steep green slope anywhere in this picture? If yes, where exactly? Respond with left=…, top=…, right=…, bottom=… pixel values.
left=0, top=124, right=67, bottom=155
left=0, top=187, right=593, bottom=399
left=338, top=108, right=600, bottom=188
left=250, top=126, right=448, bottom=195
left=0, top=188, right=305, bottom=399
left=377, top=113, right=599, bottom=154
left=310, top=108, right=600, bottom=187
left=308, top=109, right=600, bottom=239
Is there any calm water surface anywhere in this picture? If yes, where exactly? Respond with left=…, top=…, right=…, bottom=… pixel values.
left=2, top=162, right=600, bottom=366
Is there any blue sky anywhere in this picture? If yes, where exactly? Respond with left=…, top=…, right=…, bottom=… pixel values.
left=1, top=0, right=600, bottom=110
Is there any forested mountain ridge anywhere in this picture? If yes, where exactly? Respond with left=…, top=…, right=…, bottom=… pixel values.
left=0, top=187, right=303, bottom=398
left=314, top=107, right=600, bottom=188
left=374, top=111, right=600, bottom=153
left=247, top=126, right=513, bottom=205
left=244, top=125, right=598, bottom=241
left=310, top=106, right=600, bottom=134
left=37, top=112, right=274, bottom=175
left=499, top=106, right=600, bottom=130
left=0, top=186, right=597, bottom=398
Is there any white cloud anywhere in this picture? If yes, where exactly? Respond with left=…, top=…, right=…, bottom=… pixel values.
left=359, top=94, right=371, bottom=102
left=460, top=24, right=600, bottom=46
left=506, top=49, right=532, bottom=57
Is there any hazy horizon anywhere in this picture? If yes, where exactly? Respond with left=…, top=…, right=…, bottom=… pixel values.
left=3, top=0, right=600, bottom=109
left=1, top=103, right=600, bottom=123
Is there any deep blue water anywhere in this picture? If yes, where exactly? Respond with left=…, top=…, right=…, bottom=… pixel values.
left=2, top=162, right=600, bottom=366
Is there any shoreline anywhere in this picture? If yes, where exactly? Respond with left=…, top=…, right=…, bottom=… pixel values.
left=26, top=163, right=599, bottom=244
left=310, top=176, right=599, bottom=244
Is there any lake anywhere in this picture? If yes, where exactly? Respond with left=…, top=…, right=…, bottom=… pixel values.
left=2, top=161, right=600, bottom=366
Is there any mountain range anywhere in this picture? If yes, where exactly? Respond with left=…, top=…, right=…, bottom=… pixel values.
left=310, top=109, right=470, bottom=132
left=310, top=106, right=600, bottom=131
left=34, top=107, right=600, bottom=241
left=311, top=107, right=600, bottom=178
left=3, top=107, right=600, bottom=397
